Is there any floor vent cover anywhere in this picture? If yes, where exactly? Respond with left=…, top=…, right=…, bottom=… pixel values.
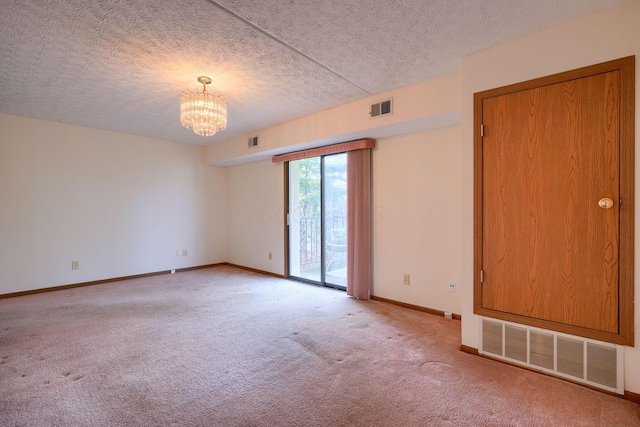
left=480, top=318, right=623, bottom=394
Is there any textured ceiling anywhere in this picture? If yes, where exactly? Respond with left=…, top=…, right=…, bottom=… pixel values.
left=0, top=0, right=634, bottom=146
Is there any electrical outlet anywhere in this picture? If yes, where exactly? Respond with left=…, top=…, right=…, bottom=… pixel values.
left=176, top=250, right=181, bottom=257
left=448, top=281, right=456, bottom=292
left=71, top=261, right=79, bottom=270
left=182, top=249, right=188, bottom=257
left=268, top=252, right=272, bottom=260
left=403, top=274, right=410, bottom=285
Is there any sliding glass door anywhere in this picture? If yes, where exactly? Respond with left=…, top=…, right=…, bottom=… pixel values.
left=288, top=153, right=347, bottom=289
left=322, top=154, right=348, bottom=288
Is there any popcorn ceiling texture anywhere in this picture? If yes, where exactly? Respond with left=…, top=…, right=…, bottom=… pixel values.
left=0, top=0, right=632, bottom=146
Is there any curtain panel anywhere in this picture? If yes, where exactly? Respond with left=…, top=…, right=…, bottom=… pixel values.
left=346, top=148, right=372, bottom=299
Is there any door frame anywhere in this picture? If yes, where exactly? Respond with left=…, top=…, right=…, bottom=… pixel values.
left=473, top=56, right=635, bottom=346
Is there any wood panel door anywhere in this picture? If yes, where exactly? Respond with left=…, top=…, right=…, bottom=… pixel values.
left=474, top=57, right=635, bottom=346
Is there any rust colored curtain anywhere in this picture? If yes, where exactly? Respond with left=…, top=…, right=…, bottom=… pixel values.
left=347, top=148, right=372, bottom=299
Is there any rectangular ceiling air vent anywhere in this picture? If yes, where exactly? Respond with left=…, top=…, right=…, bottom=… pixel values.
left=248, top=136, right=259, bottom=148
left=370, top=98, right=393, bottom=118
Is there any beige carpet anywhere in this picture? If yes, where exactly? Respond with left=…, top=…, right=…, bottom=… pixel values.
left=1, top=265, right=638, bottom=426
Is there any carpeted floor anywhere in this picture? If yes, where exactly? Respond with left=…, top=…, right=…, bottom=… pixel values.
left=1, top=265, right=638, bottom=426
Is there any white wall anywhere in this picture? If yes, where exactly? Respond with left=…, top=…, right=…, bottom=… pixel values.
left=0, top=114, right=227, bottom=294
left=223, top=125, right=463, bottom=316
left=225, top=159, right=285, bottom=275
left=373, top=126, right=462, bottom=314
left=204, top=72, right=461, bottom=166
left=460, top=1, right=640, bottom=393
left=218, top=63, right=463, bottom=298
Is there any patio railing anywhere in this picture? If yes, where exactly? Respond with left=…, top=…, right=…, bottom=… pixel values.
left=299, top=216, right=345, bottom=270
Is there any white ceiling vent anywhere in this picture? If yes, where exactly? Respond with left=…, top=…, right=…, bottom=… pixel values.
left=370, top=98, right=393, bottom=118
left=248, top=136, right=259, bottom=148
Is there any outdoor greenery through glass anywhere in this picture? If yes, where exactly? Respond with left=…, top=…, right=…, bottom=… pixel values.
left=289, top=153, right=347, bottom=288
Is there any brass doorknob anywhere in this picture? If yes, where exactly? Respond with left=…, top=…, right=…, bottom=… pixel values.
left=598, top=198, right=614, bottom=209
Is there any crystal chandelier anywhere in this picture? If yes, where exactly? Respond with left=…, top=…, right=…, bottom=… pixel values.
left=180, top=76, right=227, bottom=137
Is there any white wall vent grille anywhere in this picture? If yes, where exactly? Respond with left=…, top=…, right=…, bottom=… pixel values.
left=248, top=136, right=259, bottom=148
left=370, top=98, right=393, bottom=118
left=480, top=318, right=623, bottom=394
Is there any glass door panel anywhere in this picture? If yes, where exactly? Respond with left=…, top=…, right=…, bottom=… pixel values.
left=288, top=153, right=347, bottom=290
left=288, top=157, right=322, bottom=282
left=322, top=153, right=347, bottom=288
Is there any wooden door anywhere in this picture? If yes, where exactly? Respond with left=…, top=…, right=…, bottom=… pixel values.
left=474, top=57, right=635, bottom=345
